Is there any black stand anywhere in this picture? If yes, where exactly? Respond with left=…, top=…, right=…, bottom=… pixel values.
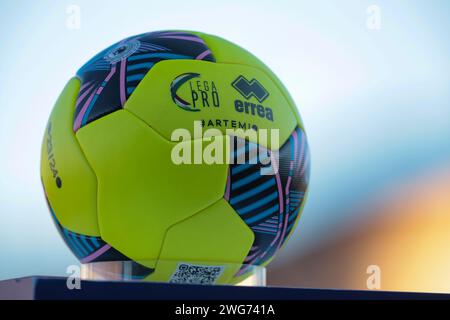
left=0, top=276, right=448, bottom=300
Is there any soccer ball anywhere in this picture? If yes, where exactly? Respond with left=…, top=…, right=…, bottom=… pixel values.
left=41, top=30, right=310, bottom=284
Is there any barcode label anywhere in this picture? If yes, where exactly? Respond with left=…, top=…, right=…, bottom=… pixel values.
left=169, top=263, right=224, bottom=285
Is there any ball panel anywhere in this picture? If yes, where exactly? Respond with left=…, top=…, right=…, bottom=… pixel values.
left=125, top=59, right=297, bottom=150
left=44, top=194, right=113, bottom=262
left=75, top=109, right=229, bottom=268
left=45, top=193, right=156, bottom=281
left=145, top=198, right=254, bottom=284
left=225, top=127, right=310, bottom=274
left=192, top=32, right=305, bottom=130
left=40, top=78, right=99, bottom=236
left=73, top=31, right=215, bottom=132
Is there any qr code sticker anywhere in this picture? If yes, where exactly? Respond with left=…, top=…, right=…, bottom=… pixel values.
left=169, top=263, right=224, bottom=285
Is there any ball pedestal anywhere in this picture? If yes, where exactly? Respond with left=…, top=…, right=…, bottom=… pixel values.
left=80, top=260, right=267, bottom=287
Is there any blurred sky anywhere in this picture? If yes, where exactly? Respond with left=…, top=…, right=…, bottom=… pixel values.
left=0, top=0, right=449, bottom=280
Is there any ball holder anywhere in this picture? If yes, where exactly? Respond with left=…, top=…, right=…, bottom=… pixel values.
left=80, top=260, right=267, bottom=287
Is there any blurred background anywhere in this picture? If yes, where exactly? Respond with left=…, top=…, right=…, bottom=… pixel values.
left=0, top=0, right=449, bottom=292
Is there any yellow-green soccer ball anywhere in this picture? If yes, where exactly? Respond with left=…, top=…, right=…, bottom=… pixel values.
left=41, top=31, right=310, bottom=284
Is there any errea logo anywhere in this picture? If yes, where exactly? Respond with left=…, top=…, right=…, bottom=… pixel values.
left=232, top=75, right=269, bottom=103
left=232, top=75, right=273, bottom=122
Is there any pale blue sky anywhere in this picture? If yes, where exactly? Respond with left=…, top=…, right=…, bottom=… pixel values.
left=0, top=0, right=449, bottom=280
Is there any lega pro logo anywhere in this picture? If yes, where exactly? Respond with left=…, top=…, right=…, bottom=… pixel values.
left=170, top=73, right=220, bottom=112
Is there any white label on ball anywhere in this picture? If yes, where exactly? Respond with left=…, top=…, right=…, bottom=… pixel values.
left=169, top=263, right=225, bottom=285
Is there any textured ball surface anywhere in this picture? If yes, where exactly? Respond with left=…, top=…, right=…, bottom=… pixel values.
left=41, top=30, right=310, bottom=284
